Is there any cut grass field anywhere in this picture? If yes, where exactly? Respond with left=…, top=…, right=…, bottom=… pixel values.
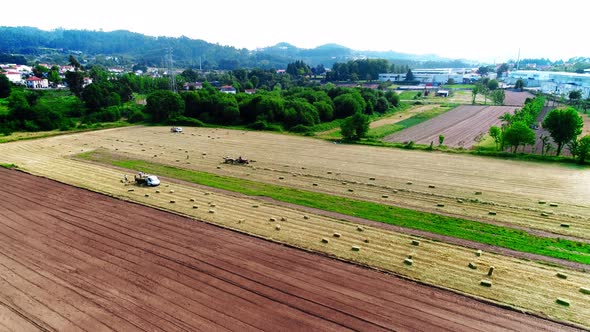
left=79, top=151, right=590, bottom=265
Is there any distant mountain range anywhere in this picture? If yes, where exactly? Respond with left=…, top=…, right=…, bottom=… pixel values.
left=0, top=26, right=475, bottom=69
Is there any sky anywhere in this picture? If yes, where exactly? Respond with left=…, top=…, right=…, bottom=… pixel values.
left=3, top=0, right=587, bottom=63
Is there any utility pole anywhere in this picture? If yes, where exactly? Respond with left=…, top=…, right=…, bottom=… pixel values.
left=516, top=48, right=521, bottom=71
left=167, top=48, right=177, bottom=93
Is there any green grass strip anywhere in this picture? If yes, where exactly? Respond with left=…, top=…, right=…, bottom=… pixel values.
left=0, top=163, right=17, bottom=169
left=80, top=153, right=590, bottom=265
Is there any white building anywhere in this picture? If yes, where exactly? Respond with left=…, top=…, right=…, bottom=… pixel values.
left=379, top=68, right=481, bottom=84
left=1, top=71, right=23, bottom=84
left=26, top=76, right=49, bottom=89
left=505, top=70, right=590, bottom=98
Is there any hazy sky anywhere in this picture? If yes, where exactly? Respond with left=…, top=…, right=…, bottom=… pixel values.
left=3, top=0, right=587, bottom=63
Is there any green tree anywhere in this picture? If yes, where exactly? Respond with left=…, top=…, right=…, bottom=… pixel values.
left=340, top=112, right=369, bottom=141
left=491, top=89, right=505, bottom=105
left=404, top=69, right=415, bottom=82
left=489, top=126, right=502, bottom=150
left=0, top=74, right=10, bottom=98
left=514, top=79, right=524, bottom=91
left=333, top=92, right=366, bottom=118
left=569, top=90, right=582, bottom=103
left=487, top=79, right=499, bottom=90
left=145, top=90, right=184, bottom=122
left=577, top=135, right=590, bottom=164
left=438, top=134, right=445, bottom=146
left=503, top=121, right=535, bottom=152
left=542, top=107, right=583, bottom=156
left=471, top=85, right=479, bottom=104
left=477, top=66, right=490, bottom=76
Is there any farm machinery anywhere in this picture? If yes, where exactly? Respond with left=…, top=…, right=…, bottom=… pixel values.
left=222, top=156, right=250, bottom=165
left=134, top=173, right=161, bottom=186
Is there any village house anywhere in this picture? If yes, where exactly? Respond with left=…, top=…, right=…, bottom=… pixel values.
left=1, top=71, right=24, bottom=84
left=25, top=76, right=49, bottom=89
left=219, top=85, right=236, bottom=94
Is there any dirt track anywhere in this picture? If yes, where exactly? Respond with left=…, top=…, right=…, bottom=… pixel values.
left=0, top=168, right=581, bottom=332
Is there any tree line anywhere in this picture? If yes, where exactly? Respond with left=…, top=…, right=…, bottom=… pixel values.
left=0, top=58, right=402, bottom=136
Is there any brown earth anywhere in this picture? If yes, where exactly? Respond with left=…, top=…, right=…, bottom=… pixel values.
left=0, top=167, right=583, bottom=332
left=503, top=90, right=535, bottom=107
left=384, top=105, right=517, bottom=148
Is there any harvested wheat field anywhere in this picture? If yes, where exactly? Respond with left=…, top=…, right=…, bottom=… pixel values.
left=1, top=128, right=590, bottom=328
left=2, top=126, right=590, bottom=241
left=1, top=168, right=582, bottom=332
left=384, top=105, right=517, bottom=148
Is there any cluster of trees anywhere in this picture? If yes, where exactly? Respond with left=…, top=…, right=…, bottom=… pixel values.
left=489, top=96, right=545, bottom=153
left=471, top=78, right=505, bottom=105
left=488, top=96, right=589, bottom=163
left=144, top=81, right=400, bottom=133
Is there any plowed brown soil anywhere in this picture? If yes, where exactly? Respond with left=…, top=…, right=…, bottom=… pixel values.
left=385, top=105, right=517, bottom=148
left=0, top=167, right=581, bottom=332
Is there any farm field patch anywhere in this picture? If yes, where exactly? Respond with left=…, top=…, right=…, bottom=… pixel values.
left=1, top=128, right=590, bottom=327
left=384, top=105, right=517, bottom=148
left=5, top=168, right=576, bottom=331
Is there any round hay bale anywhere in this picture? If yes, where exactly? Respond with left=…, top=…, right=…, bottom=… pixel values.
left=560, top=223, right=570, bottom=228
left=480, top=280, right=492, bottom=287
left=476, top=249, right=483, bottom=257
left=550, top=203, right=559, bottom=207
left=169, top=190, right=174, bottom=193
left=275, top=225, right=281, bottom=231
left=538, top=200, right=546, bottom=204
left=428, top=185, right=436, bottom=188
left=190, top=198, right=195, bottom=202
left=406, top=181, right=413, bottom=185
left=382, top=195, right=389, bottom=198
left=556, top=272, right=568, bottom=279
left=327, top=171, right=332, bottom=174
left=155, top=190, right=161, bottom=193
left=312, top=183, right=318, bottom=186
left=209, top=203, right=216, bottom=207
left=468, top=262, right=477, bottom=269
left=348, top=189, right=354, bottom=192
left=170, top=200, right=176, bottom=203
left=269, top=217, right=277, bottom=222
left=369, top=177, right=376, bottom=181
left=488, top=211, right=497, bottom=215
left=128, top=189, right=135, bottom=192
left=357, top=226, right=364, bottom=232
left=580, top=287, right=590, bottom=294
left=541, top=212, right=549, bottom=217
left=252, top=205, right=259, bottom=208
left=278, top=176, right=284, bottom=180
left=351, top=246, right=360, bottom=251
left=457, top=199, right=464, bottom=203
left=364, top=239, right=370, bottom=243
left=333, top=233, right=341, bottom=238
left=208, top=209, right=215, bottom=214
left=411, top=240, right=420, bottom=246
left=193, top=205, right=198, bottom=209
left=475, top=191, right=482, bottom=195
left=280, top=217, right=287, bottom=222
left=404, top=258, right=413, bottom=265
left=303, top=215, right=310, bottom=220
left=144, top=194, right=150, bottom=197
left=436, top=203, right=445, bottom=207
left=321, top=238, right=329, bottom=243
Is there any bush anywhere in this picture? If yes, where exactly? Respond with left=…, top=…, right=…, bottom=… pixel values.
left=290, top=124, right=313, bottom=133
left=247, top=120, right=282, bottom=132
left=127, top=109, right=146, bottom=123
